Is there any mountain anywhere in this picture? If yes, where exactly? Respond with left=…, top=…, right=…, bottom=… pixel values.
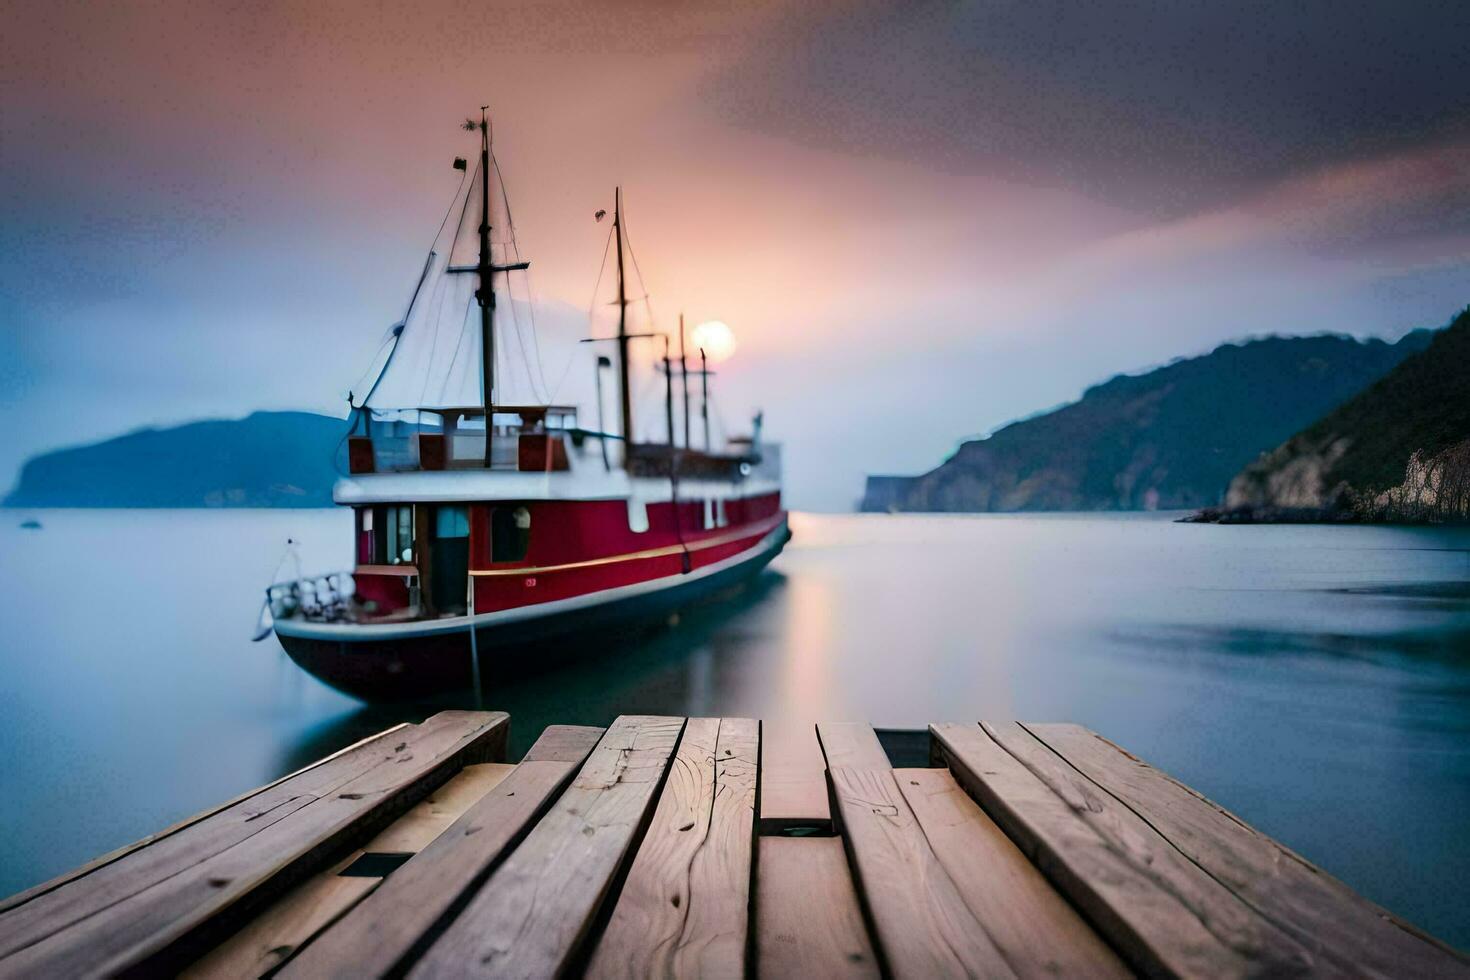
left=861, top=330, right=1435, bottom=513
left=3, top=411, right=347, bottom=508
left=1213, top=307, right=1470, bottom=522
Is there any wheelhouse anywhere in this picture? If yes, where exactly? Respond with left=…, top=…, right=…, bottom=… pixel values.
left=351, top=499, right=538, bottom=619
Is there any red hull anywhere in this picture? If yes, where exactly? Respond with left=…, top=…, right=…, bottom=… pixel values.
left=277, top=518, right=790, bottom=701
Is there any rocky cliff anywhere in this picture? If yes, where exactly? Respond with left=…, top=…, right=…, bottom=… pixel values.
left=1215, top=307, right=1470, bottom=522
left=861, top=331, right=1433, bottom=513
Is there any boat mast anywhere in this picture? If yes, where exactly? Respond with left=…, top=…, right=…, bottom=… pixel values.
left=475, top=106, right=494, bottom=467
left=614, top=188, right=633, bottom=461
left=663, top=336, right=675, bottom=449
left=463, top=107, right=529, bottom=466
left=700, top=346, right=711, bottom=450
left=679, top=314, right=691, bottom=450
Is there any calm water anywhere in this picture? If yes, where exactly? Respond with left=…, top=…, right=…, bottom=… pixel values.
left=2, top=509, right=1469, bottom=946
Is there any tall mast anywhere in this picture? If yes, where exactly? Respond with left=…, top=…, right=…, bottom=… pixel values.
left=679, top=314, right=691, bottom=450
left=700, top=347, right=711, bottom=451
left=476, top=106, right=494, bottom=467
left=662, top=336, right=675, bottom=449
left=614, top=187, right=633, bottom=460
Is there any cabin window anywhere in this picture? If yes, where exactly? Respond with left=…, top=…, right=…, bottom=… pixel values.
left=389, top=505, right=414, bottom=563
left=627, top=498, right=650, bottom=534
left=491, top=505, right=532, bottom=562
left=702, top=499, right=714, bottom=530
left=358, top=504, right=415, bottom=565
left=716, top=498, right=728, bottom=528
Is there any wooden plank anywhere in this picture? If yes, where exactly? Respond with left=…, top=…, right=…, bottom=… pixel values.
left=680, top=718, right=758, bottom=975
left=408, top=716, right=686, bottom=979
left=0, top=710, right=509, bottom=979
left=0, top=713, right=494, bottom=960
left=815, top=721, right=890, bottom=769
left=587, top=717, right=758, bottom=978
left=756, top=836, right=879, bottom=979
left=519, top=724, right=613, bottom=763
left=893, top=768, right=1129, bottom=979
left=933, top=722, right=1315, bottom=979
left=0, top=722, right=414, bottom=917
left=818, top=723, right=1014, bottom=979
left=183, top=762, right=515, bottom=980
left=829, top=766, right=1015, bottom=978
left=179, top=852, right=379, bottom=980
left=1026, top=723, right=1470, bottom=977
left=363, top=762, right=515, bottom=853
left=277, top=726, right=603, bottom=980
left=0, top=720, right=421, bottom=930
left=759, top=719, right=830, bottom=832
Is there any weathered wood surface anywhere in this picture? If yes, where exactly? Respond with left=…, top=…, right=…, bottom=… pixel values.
left=366, top=761, right=515, bottom=852
left=0, top=722, right=415, bottom=919
left=815, top=720, right=890, bottom=770
left=408, top=715, right=685, bottom=979
left=894, top=768, right=1130, bottom=979
left=820, top=722, right=1016, bottom=979
left=758, top=719, right=830, bottom=831
left=588, top=717, right=758, bottom=979
left=190, top=761, right=516, bottom=980
left=9, top=711, right=1466, bottom=980
left=279, top=725, right=604, bottom=980
left=0, top=711, right=508, bottom=979
left=1025, top=723, right=1470, bottom=978
left=933, top=721, right=1320, bottom=979
left=756, top=836, right=879, bottom=979
left=180, top=851, right=379, bottom=980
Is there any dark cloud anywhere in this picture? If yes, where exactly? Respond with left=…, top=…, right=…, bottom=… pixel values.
left=2, top=0, right=1467, bottom=508
left=706, top=0, right=1470, bottom=212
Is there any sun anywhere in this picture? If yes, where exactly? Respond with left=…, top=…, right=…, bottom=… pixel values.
left=690, top=320, right=737, bottom=363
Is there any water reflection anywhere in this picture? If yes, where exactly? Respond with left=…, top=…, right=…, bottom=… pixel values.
left=1113, top=620, right=1470, bottom=668
left=1316, top=579, right=1470, bottom=611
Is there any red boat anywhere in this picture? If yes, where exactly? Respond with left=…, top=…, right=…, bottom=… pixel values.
left=269, top=112, right=788, bottom=701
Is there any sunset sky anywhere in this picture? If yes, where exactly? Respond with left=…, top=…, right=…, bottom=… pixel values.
left=3, top=0, right=1468, bottom=509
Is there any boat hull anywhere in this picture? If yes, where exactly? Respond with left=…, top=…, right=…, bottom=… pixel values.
left=276, top=520, right=789, bottom=702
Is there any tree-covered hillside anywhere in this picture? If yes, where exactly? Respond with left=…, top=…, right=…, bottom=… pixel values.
left=4, top=412, right=346, bottom=508
left=862, top=330, right=1433, bottom=512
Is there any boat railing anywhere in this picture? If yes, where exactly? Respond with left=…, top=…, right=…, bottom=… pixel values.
left=266, top=572, right=357, bottom=623
left=350, top=406, right=578, bottom=474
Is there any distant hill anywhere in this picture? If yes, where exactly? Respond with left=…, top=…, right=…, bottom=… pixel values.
left=861, top=330, right=1434, bottom=513
left=1216, top=307, right=1470, bottom=522
left=3, top=411, right=347, bottom=508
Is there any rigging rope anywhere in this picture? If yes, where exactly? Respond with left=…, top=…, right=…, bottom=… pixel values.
left=621, top=206, right=659, bottom=330
left=346, top=163, right=471, bottom=432
left=493, top=151, right=552, bottom=403
left=423, top=161, right=485, bottom=408
left=547, top=219, right=615, bottom=406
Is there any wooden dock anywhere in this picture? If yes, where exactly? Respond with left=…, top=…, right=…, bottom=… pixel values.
left=1, top=710, right=1465, bottom=978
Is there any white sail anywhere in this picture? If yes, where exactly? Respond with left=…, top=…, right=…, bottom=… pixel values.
left=363, top=157, right=547, bottom=412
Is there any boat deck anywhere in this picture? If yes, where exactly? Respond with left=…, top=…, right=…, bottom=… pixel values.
left=1, top=710, right=1465, bottom=978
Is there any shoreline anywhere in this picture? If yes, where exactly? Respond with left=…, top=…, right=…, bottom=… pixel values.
left=1181, top=505, right=1470, bottom=526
